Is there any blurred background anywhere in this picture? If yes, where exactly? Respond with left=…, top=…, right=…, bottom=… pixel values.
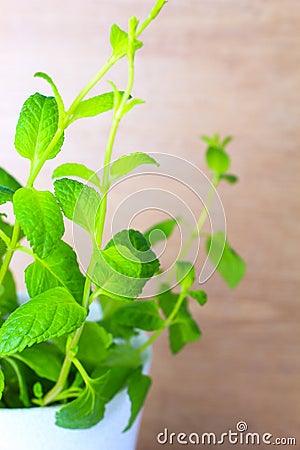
left=0, top=1, right=299, bottom=448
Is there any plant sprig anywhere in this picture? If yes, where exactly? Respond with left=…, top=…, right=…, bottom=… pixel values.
left=0, top=0, right=245, bottom=430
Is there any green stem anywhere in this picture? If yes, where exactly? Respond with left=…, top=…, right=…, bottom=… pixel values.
left=42, top=257, right=95, bottom=406
left=0, top=56, right=118, bottom=292
left=179, top=174, right=219, bottom=261
left=142, top=174, right=220, bottom=352
left=138, top=289, right=187, bottom=354
left=71, top=357, right=91, bottom=386
left=43, top=34, right=137, bottom=408
left=40, top=6, right=166, bottom=406
left=95, top=51, right=135, bottom=246
left=0, top=222, right=20, bottom=285
left=66, top=57, right=116, bottom=123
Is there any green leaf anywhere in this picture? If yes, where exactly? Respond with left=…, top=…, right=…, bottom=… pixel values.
left=54, top=178, right=101, bottom=236
left=110, top=24, right=129, bottom=58
left=103, top=344, right=141, bottom=369
left=106, top=229, right=159, bottom=277
left=124, top=369, right=151, bottom=431
left=33, top=382, right=43, bottom=399
left=0, top=167, right=22, bottom=192
left=123, top=98, right=145, bottom=116
left=12, top=342, right=63, bottom=382
left=3, top=357, right=31, bottom=406
left=0, top=217, right=13, bottom=257
left=93, top=229, right=159, bottom=299
left=14, top=92, right=64, bottom=162
left=56, top=371, right=109, bottom=429
left=52, top=163, right=101, bottom=188
left=221, top=136, right=233, bottom=148
left=188, top=290, right=207, bottom=306
left=110, top=24, right=142, bottom=59
left=13, top=188, right=64, bottom=259
left=69, top=92, right=118, bottom=123
left=0, top=268, right=18, bottom=316
left=93, top=245, right=143, bottom=299
left=0, top=287, right=86, bottom=357
left=206, top=146, right=230, bottom=174
left=34, top=72, right=65, bottom=124
left=207, top=231, right=246, bottom=288
left=110, top=152, right=159, bottom=181
left=0, top=369, right=4, bottom=400
left=148, top=0, right=168, bottom=21
left=0, top=168, right=21, bottom=206
left=0, top=186, right=14, bottom=205
left=144, top=217, right=178, bottom=246
left=159, top=290, right=201, bottom=354
left=78, top=322, right=112, bottom=366
left=112, top=300, right=164, bottom=331
left=220, top=173, right=239, bottom=184
left=176, top=261, right=195, bottom=290
left=25, top=240, right=85, bottom=303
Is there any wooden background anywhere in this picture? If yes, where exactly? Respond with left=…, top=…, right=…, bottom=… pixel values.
left=0, top=1, right=299, bottom=448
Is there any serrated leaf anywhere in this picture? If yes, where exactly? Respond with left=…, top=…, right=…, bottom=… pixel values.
left=34, top=72, right=65, bottom=124
left=206, top=146, right=230, bottom=174
left=14, top=92, right=64, bottom=163
left=188, top=290, right=207, bottom=306
left=110, top=152, right=159, bottom=181
left=93, top=229, right=159, bottom=299
left=124, top=368, right=151, bottom=431
left=176, top=261, right=195, bottom=290
left=220, top=173, right=239, bottom=184
left=159, top=290, right=201, bottom=354
left=0, top=369, right=4, bottom=400
left=13, top=342, right=63, bottom=382
left=93, top=245, right=143, bottom=299
left=13, top=188, right=64, bottom=259
left=25, top=240, right=85, bottom=302
left=52, top=163, right=101, bottom=188
left=0, top=287, right=86, bottom=357
left=113, top=300, right=164, bottom=331
left=110, top=24, right=142, bottom=59
left=144, top=217, right=178, bottom=246
left=0, top=268, right=18, bottom=316
left=0, top=168, right=22, bottom=191
left=56, top=371, right=109, bottom=429
left=69, top=92, right=118, bottom=123
left=106, top=229, right=160, bottom=279
left=54, top=178, right=100, bottom=236
left=207, top=231, right=246, bottom=288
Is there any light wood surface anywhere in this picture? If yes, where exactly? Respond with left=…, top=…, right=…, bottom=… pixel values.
left=0, top=1, right=299, bottom=448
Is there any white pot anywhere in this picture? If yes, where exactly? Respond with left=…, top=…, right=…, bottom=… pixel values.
left=0, top=297, right=151, bottom=450
left=0, top=387, right=145, bottom=450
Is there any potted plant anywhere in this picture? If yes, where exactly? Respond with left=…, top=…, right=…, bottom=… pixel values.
left=0, top=1, right=245, bottom=449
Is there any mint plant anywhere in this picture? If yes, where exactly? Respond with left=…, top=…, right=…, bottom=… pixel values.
left=0, top=0, right=245, bottom=431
